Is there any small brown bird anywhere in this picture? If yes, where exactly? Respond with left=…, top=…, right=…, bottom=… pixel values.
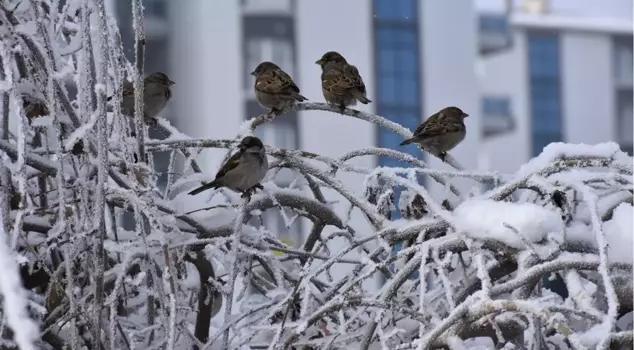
left=315, top=51, right=371, bottom=111
left=251, top=62, right=307, bottom=113
left=109, top=72, right=175, bottom=125
left=188, top=136, right=268, bottom=199
left=400, top=106, right=469, bottom=162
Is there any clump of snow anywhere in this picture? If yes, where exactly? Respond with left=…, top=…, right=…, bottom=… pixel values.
left=453, top=199, right=565, bottom=249
left=602, top=203, right=633, bottom=264
left=517, top=142, right=631, bottom=177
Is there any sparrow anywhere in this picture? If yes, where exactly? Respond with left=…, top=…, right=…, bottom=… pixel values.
left=400, top=106, right=469, bottom=162
left=315, top=51, right=371, bottom=111
left=109, top=72, right=175, bottom=125
left=251, top=61, right=307, bottom=113
left=188, top=136, right=268, bottom=199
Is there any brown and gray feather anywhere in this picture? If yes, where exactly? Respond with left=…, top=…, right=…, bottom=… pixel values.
left=252, top=62, right=307, bottom=112
left=316, top=51, right=371, bottom=108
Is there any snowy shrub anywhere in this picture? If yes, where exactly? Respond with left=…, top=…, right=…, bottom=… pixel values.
left=0, top=1, right=632, bottom=349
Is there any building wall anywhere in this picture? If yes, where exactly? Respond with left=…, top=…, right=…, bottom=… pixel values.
left=420, top=0, right=481, bottom=197
left=480, top=30, right=530, bottom=173
left=169, top=0, right=243, bottom=170
left=561, top=32, right=615, bottom=144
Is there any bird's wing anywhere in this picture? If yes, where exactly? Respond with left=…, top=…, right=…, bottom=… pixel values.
left=415, top=112, right=463, bottom=138
left=215, top=151, right=242, bottom=179
left=344, top=64, right=367, bottom=93
left=255, top=69, right=300, bottom=95
left=321, top=65, right=354, bottom=96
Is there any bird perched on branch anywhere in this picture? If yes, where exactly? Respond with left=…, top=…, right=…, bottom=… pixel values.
left=316, top=51, right=371, bottom=112
left=188, top=136, right=268, bottom=199
left=400, top=106, right=469, bottom=162
left=109, top=71, right=175, bottom=125
left=251, top=61, right=307, bottom=113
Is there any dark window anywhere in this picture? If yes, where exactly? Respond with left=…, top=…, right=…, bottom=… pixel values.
left=528, top=32, right=563, bottom=156
left=482, top=96, right=511, bottom=116
left=479, top=14, right=509, bottom=33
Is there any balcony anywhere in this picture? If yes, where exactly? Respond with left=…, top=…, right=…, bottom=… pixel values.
left=481, top=96, right=516, bottom=138
left=478, top=13, right=513, bottom=56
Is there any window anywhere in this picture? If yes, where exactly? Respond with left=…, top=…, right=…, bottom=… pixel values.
left=528, top=32, right=563, bottom=157
left=482, top=97, right=511, bottom=116
left=479, top=15, right=509, bottom=33
left=373, top=0, right=422, bottom=277
left=373, top=3, right=422, bottom=171
left=613, top=36, right=633, bottom=87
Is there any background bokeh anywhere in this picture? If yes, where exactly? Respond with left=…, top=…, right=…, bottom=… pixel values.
left=108, top=0, right=633, bottom=245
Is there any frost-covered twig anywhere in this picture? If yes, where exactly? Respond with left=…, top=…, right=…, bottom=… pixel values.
left=220, top=196, right=250, bottom=349
left=92, top=0, right=111, bottom=342
left=131, top=0, right=146, bottom=163
left=0, top=212, right=39, bottom=350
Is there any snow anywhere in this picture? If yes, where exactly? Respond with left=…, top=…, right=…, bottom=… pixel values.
left=602, top=203, right=634, bottom=264
left=0, top=213, right=39, bottom=350
left=454, top=199, right=565, bottom=249
left=516, top=142, right=631, bottom=177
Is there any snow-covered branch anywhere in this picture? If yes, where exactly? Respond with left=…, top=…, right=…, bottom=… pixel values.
left=0, top=3, right=631, bottom=349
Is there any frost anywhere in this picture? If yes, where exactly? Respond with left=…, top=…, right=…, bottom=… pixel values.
left=0, top=2, right=630, bottom=349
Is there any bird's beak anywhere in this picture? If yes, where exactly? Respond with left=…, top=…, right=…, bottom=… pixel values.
left=250, top=71, right=257, bottom=76
left=315, top=59, right=323, bottom=65
left=168, top=80, right=176, bottom=86
left=462, top=113, right=469, bottom=118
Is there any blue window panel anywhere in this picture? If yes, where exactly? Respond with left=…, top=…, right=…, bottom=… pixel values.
left=379, top=49, right=397, bottom=74
left=399, top=79, right=419, bottom=105
left=528, top=32, right=562, bottom=158
left=375, top=0, right=416, bottom=21
left=378, top=77, right=399, bottom=104
left=397, top=49, right=417, bottom=74
left=377, top=28, right=417, bottom=48
left=374, top=0, right=422, bottom=279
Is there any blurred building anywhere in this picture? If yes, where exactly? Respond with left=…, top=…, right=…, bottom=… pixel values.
left=159, top=0, right=479, bottom=244
left=478, top=0, right=633, bottom=173
left=107, top=0, right=633, bottom=244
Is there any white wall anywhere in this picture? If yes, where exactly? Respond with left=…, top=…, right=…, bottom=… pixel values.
left=480, top=30, right=531, bottom=174
left=561, top=32, right=616, bottom=144
left=169, top=0, right=243, bottom=173
left=421, top=0, right=482, bottom=196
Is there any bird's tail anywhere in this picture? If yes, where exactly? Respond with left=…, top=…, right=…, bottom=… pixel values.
left=399, top=138, right=415, bottom=146
left=188, top=181, right=220, bottom=196
left=354, top=92, right=372, bottom=104
left=294, top=93, right=308, bottom=102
